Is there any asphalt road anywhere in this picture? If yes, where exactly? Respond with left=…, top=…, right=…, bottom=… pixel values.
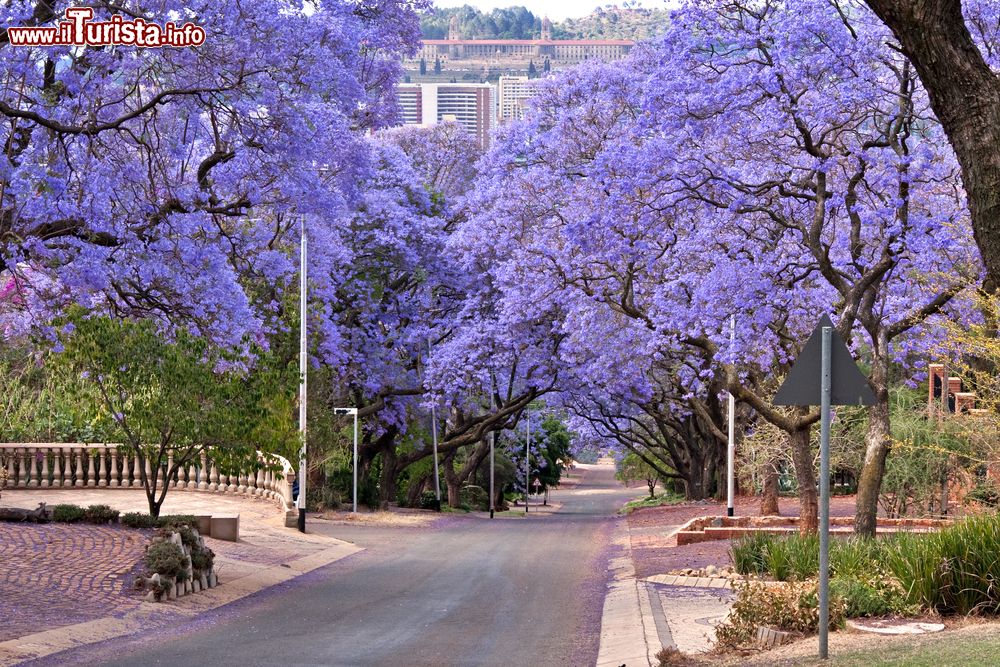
left=46, top=464, right=640, bottom=667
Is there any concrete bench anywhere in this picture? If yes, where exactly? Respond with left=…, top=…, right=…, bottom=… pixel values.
left=210, top=514, right=239, bottom=542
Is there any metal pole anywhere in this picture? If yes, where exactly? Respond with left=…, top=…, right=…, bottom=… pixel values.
left=428, top=341, right=441, bottom=508
left=490, top=392, right=496, bottom=519
left=297, top=216, right=308, bottom=533
left=352, top=411, right=359, bottom=513
left=819, top=326, right=832, bottom=660
left=727, top=314, right=736, bottom=518
left=525, top=415, right=530, bottom=514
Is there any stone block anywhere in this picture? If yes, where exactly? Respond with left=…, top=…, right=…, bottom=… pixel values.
left=195, top=515, right=212, bottom=536
left=210, top=515, right=239, bottom=542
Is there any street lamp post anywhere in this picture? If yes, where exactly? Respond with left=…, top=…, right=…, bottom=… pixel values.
left=524, top=415, right=530, bottom=514
left=728, top=314, right=736, bottom=518
left=490, top=392, right=496, bottom=519
left=297, top=216, right=308, bottom=534
left=334, top=408, right=359, bottom=512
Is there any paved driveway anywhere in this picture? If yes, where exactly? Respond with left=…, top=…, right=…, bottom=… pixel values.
left=33, top=464, right=640, bottom=667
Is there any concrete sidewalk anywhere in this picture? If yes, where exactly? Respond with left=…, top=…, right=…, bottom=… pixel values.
left=0, top=490, right=360, bottom=666
left=596, top=513, right=733, bottom=665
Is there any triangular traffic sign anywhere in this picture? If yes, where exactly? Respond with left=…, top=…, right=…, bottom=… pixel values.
left=773, top=314, right=876, bottom=407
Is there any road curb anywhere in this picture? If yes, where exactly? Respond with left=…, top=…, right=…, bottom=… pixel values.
left=596, top=515, right=663, bottom=667
left=0, top=539, right=361, bottom=667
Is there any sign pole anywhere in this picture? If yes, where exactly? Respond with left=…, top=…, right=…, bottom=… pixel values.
left=727, top=314, right=736, bottom=517
left=297, top=216, right=308, bottom=534
left=819, top=326, right=832, bottom=659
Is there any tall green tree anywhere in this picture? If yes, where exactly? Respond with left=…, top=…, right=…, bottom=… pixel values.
left=58, top=316, right=298, bottom=517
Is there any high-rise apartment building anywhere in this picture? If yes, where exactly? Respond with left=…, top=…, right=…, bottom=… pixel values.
left=497, top=75, right=544, bottom=123
left=394, top=83, right=497, bottom=148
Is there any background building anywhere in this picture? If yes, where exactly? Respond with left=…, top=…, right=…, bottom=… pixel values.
left=497, top=75, right=543, bottom=123
left=395, top=82, right=497, bottom=148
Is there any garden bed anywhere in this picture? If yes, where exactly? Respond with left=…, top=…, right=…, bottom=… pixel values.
left=676, top=514, right=952, bottom=545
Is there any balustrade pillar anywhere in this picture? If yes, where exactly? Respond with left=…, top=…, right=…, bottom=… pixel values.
left=110, top=448, right=120, bottom=487
left=227, top=471, right=238, bottom=494
left=97, top=449, right=108, bottom=487
left=217, top=470, right=228, bottom=493
left=132, top=453, right=142, bottom=488
left=86, top=448, right=97, bottom=487
left=60, top=447, right=72, bottom=487
left=5, top=451, right=15, bottom=489
left=16, top=448, right=27, bottom=487
left=74, top=447, right=85, bottom=487
left=237, top=470, right=247, bottom=494
left=144, top=457, right=152, bottom=489
left=199, top=453, right=209, bottom=490
left=209, top=463, right=220, bottom=492
left=254, top=469, right=265, bottom=496
left=167, top=452, right=177, bottom=488
left=27, top=448, right=39, bottom=487
left=187, top=462, right=197, bottom=491
left=40, top=449, right=50, bottom=488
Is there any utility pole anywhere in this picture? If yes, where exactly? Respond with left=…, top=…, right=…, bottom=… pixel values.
left=297, top=216, right=308, bottom=533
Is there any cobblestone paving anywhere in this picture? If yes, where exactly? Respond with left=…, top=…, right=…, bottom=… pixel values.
left=0, top=523, right=148, bottom=642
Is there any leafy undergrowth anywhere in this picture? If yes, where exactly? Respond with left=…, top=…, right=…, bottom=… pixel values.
left=618, top=491, right=685, bottom=515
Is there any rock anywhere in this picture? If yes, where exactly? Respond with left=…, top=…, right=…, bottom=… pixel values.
left=145, top=591, right=157, bottom=602
left=706, top=565, right=718, bottom=576
left=208, top=572, right=217, bottom=588
left=711, top=518, right=723, bottom=527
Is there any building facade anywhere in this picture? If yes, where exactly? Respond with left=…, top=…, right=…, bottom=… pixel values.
left=415, top=16, right=634, bottom=66
left=395, top=82, right=497, bottom=148
left=497, top=75, right=543, bottom=123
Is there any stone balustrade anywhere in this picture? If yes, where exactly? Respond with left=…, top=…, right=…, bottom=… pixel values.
left=0, top=443, right=295, bottom=513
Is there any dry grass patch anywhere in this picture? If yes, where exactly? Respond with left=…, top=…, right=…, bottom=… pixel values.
left=317, top=510, right=437, bottom=527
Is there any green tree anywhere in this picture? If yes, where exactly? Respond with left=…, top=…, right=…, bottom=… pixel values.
left=57, top=315, right=298, bottom=517
left=617, top=451, right=663, bottom=498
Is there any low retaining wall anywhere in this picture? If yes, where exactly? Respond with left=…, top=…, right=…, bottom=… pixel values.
left=0, top=443, right=296, bottom=523
left=675, top=515, right=953, bottom=545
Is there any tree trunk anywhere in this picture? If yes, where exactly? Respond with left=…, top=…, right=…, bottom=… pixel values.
left=788, top=425, right=818, bottom=535
left=760, top=460, right=780, bottom=516
left=855, top=337, right=892, bottom=538
left=378, top=443, right=397, bottom=511
left=863, top=0, right=1000, bottom=292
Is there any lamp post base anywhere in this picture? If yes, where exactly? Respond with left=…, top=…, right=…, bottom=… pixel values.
left=297, top=508, right=306, bottom=533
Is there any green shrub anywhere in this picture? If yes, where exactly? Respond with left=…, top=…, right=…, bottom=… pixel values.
left=157, top=514, right=198, bottom=529
left=144, top=540, right=187, bottom=580
left=715, top=579, right=845, bottom=649
left=830, top=537, right=884, bottom=579
left=965, top=481, right=1000, bottom=508
left=460, top=485, right=489, bottom=511
left=419, top=491, right=440, bottom=510
left=830, top=575, right=916, bottom=618
left=730, top=532, right=773, bottom=575
left=190, top=543, right=215, bottom=573
left=51, top=504, right=86, bottom=523
left=121, top=512, right=159, bottom=529
left=83, top=504, right=119, bottom=524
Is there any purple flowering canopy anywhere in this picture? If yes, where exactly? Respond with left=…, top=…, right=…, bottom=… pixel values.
left=0, top=0, right=425, bottom=347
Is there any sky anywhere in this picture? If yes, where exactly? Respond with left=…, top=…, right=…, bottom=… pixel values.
left=428, top=1, right=675, bottom=22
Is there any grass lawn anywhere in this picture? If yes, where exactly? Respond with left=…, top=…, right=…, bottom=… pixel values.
left=729, top=622, right=1000, bottom=667
left=618, top=491, right=684, bottom=514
